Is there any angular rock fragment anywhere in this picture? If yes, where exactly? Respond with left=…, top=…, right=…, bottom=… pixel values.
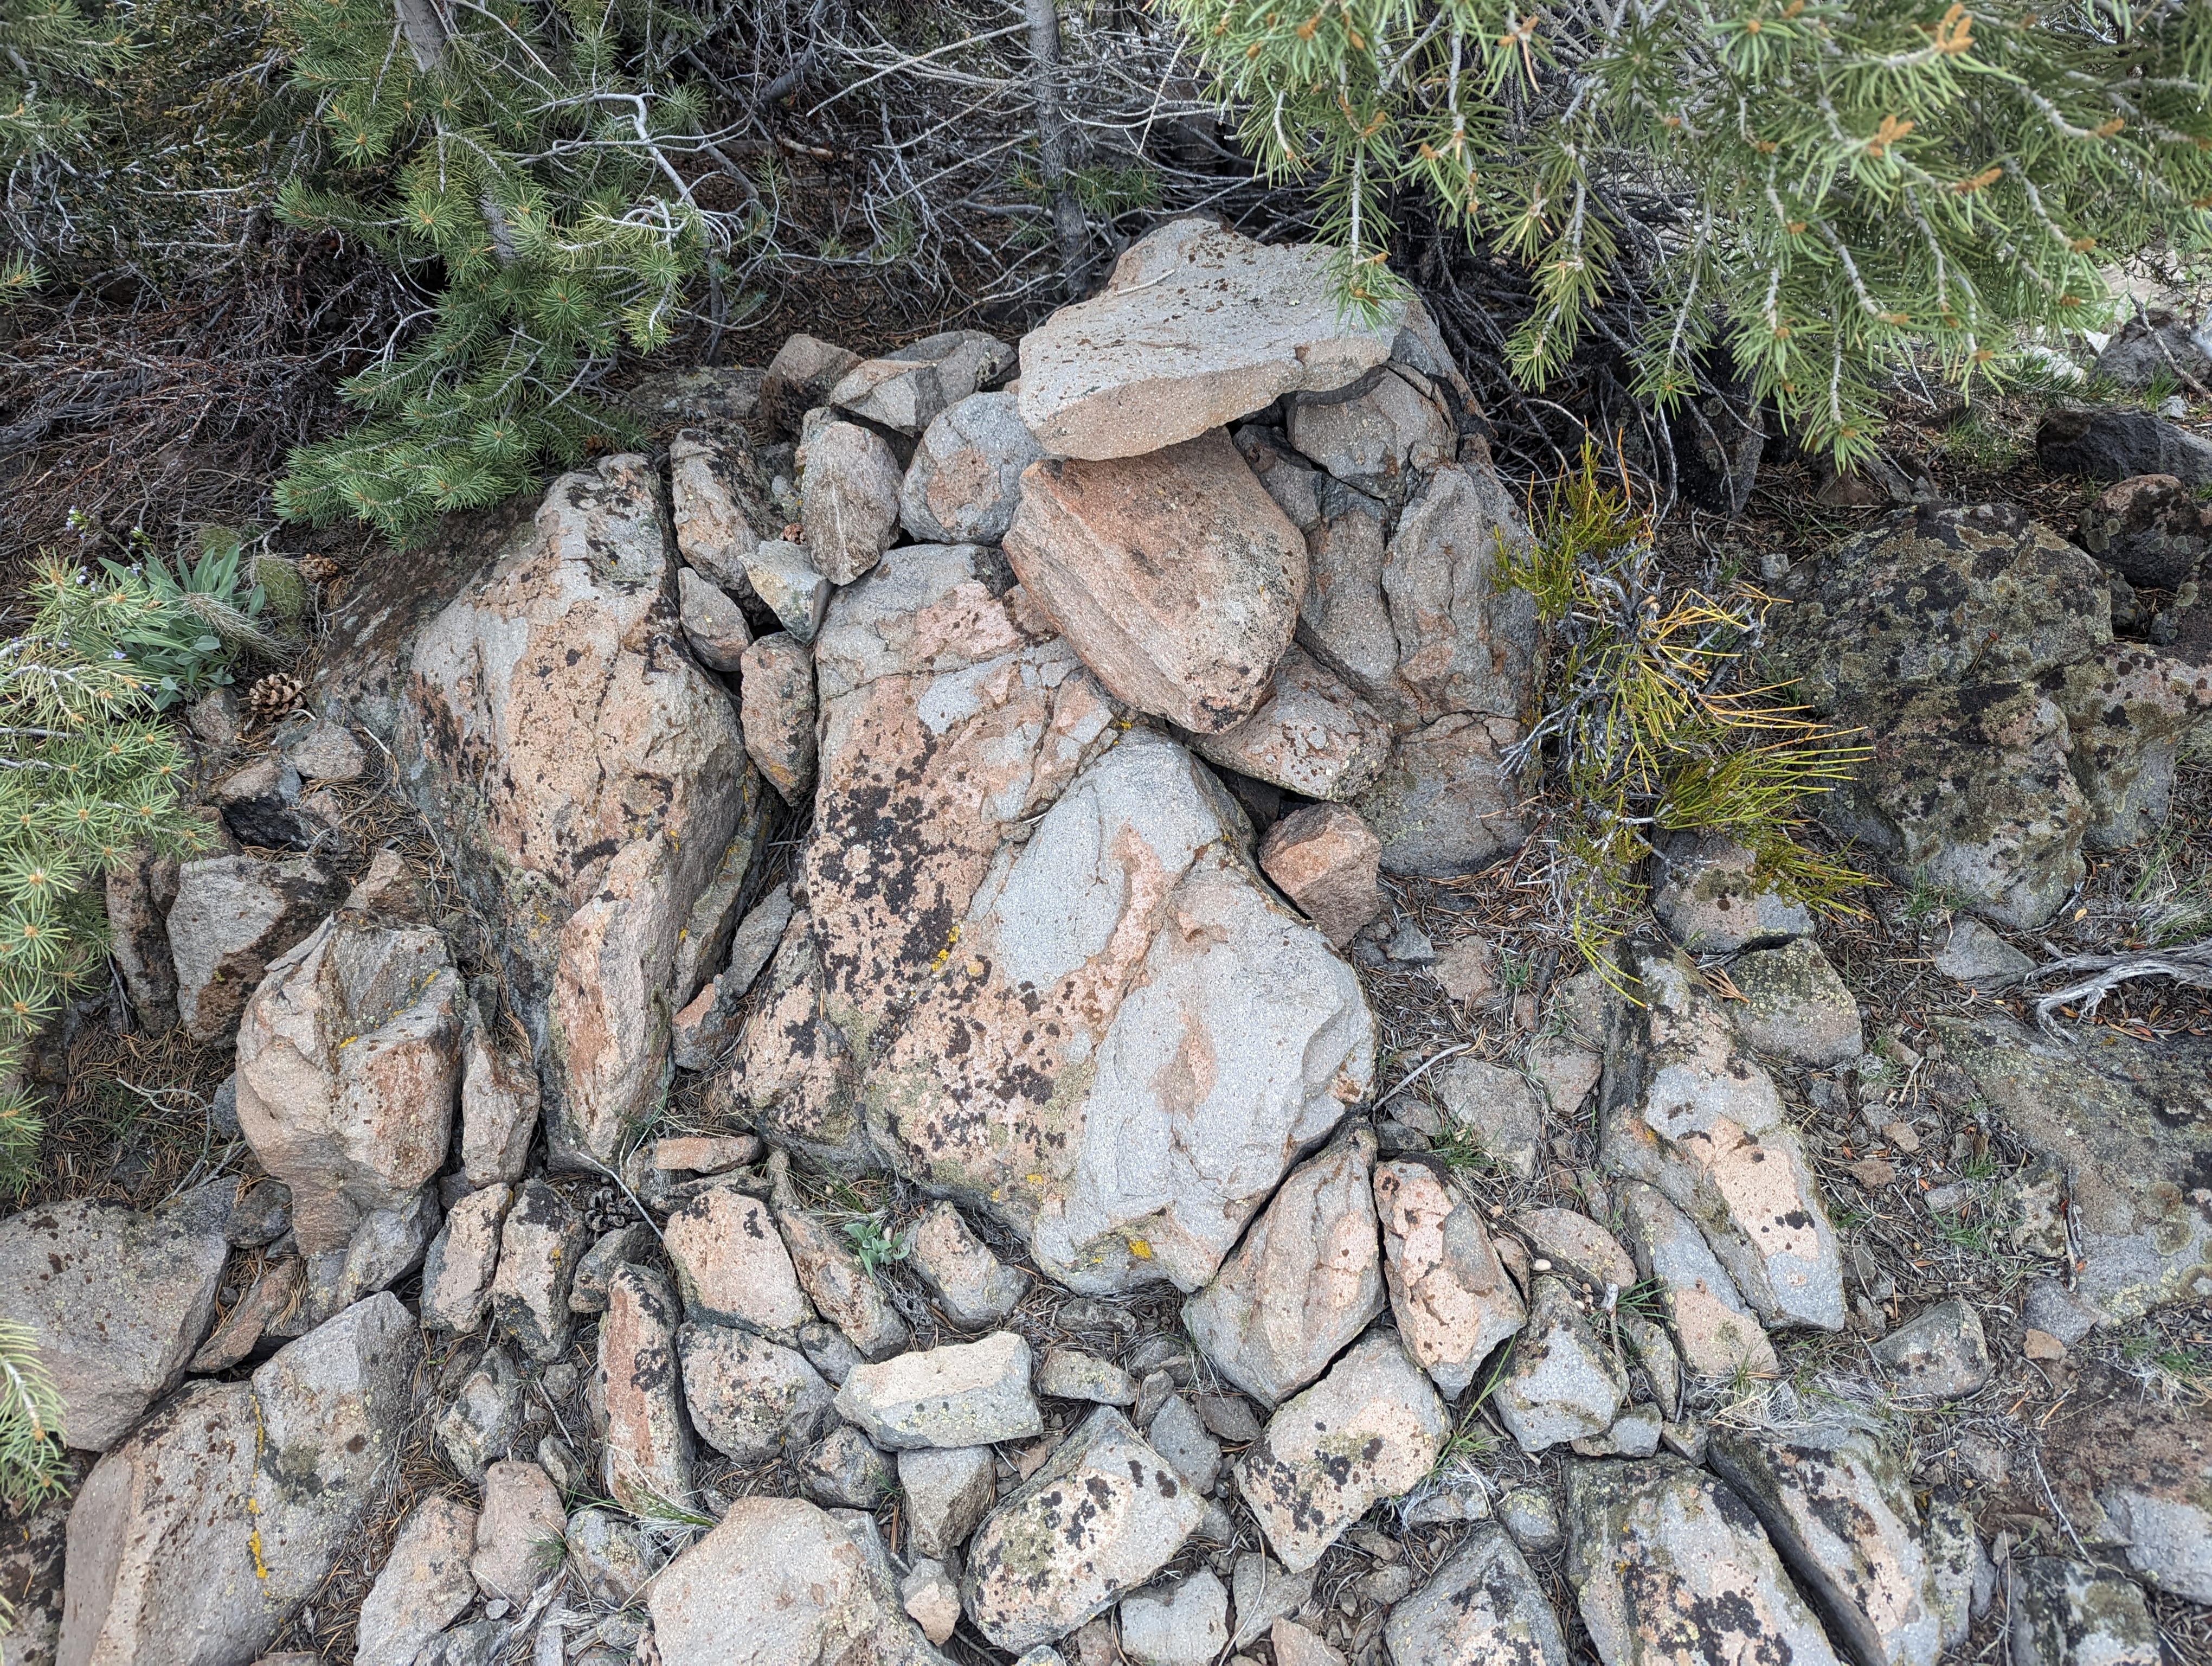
left=1185, top=1127, right=1386, bottom=1407
left=905, top=1201, right=1028, bottom=1328
left=1384, top=1524, right=1567, bottom=1666
left=567, top=1505, right=658, bottom=1604
left=356, top=1496, right=479, bottom=1666
left=901, top=390, right=1044, bottom=544
left=1613, top=1180, right=1777, bottom=1379
left=1118, top=1570, right=1229, bottom=1666
left=1258, top=801, right=1383, bottom=947
left=167, top=853, right=346, bottom=1041
left=0, top=1185, right=232, bottom=1453
left=1035, top=1348, right=1136, bottom=1405
left=800, top=419, right=903, bottom=585
left=677, top=566, right=751, bottom=672
left=1003, top=428, right=1307, bottom=733
left=663, top=1186, right=813, bottom=1336
left=421, top=1183, right=511, bottom=1333
left=491, top=1178, right=586, bottom=1360
left=834, top=1332, right=1042, bottom=1450
left=459, top=1020, right=538, bottom=1187
left=671, top=428, right=787, bottom=592
left=1017, top=219, right=1402, bottom=461
left=2079, top=472, right=2212, bottom=589
left=962, top=1406, right=1206, bottom=1651
left=1872, top=1298, right=1992, bottom=1402
left=1236, top=1333, right=1446, bottom=1572
left=771, top=1153, right=909, bottom=1360
left=1433, top=1058, right=1546, bottom=1181
left=1381, top=465, right=1540, bottom=725
left=1353, top=713, right=1528, bottom=877
left=743, top=538, right=834, bottom=643
left=899, top=1445, right=997, bottom=1560
left=1289, top=365, right=1454, bottom=500
left=1374, top=1158, right=1526, bottom=1398
left=762, top=334, right=863, bottom=435
left=1564, top=1457, right=1841, bottom=1666
left=801, top=1422, right=895, bottom=1509
left=1495, top=1276, right=1626, bottom=1453
left=679, top=1322, right=833, bottom=1463
left=471, top=1459, right=565, bottom=1601
left=1727, top=938, right=1864, bottom=1068
left=2036, top=409, right=2212, bottom=489
left=1600, top=943, right=1844, bottom=1331
left=597, top=1264, right=695, bottom=1512
left=1708, top=1422, right=1943, bottom=1666
left=904, top=1558, right=962, bottom=1645
left=648, top=1496, right=946, bottom=1666
left=831, top=329, right=1014, bottom=437
left=1147, top=1395, right=1222, bottom=1492
left=434, top=1342, right=520, bottom=1483
left=1192, top=647, right=1391, bottom=802
left=2009, top=1557, right=2160, bottom=1666
left=1512, top=1207, right=1636, bottom=1293
left=1651, top=832, right=1813, bottom=951
left=739, top=631, right=818, bottom=807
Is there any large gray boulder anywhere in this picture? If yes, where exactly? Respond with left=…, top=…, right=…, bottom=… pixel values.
left=0, top=1184, right=232, bottom=1453
left=1015, top=218, right=1402, bottom=460
left=57, top=1295, right=421, bottom=1666
left=743, top=542, right=1375, bottom=1296
left=962, top=1406, right=1205, bottom=1651
left=1600, top=943, right=1844, bottom=1331
left=1565, top=1458, right=1840, bottom=1666
left=400, top=456, right=759, bottom=1167
left=1184, top=1127, right=1385, bottom=1407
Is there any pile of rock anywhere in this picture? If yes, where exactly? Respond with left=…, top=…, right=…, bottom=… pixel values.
left=6, top=214, right=2210, bottom=1666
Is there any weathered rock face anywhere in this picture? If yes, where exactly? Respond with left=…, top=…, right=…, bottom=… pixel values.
left=1184, top=1127, right=1385, bottom=1407
left=902, top=390, right=1045, bottom=544
left=676, top=566, right=751, bottom=671
left=1003, top=429, right=1307, bottom=734
left=772, top=1160, right=911, bottom=1362
left=106, top=844, right=182, bottom=1032
left=1352, top=713, right=1528, bottom=877
left=834, top=1332, right=1042, bottom=1450
left=899, top=1445, right=998, bottom=1561
left=904, top=1202, right=1028, bottom=1328
left=1015, top=218, right=1403, bottom=461
left=235, top=917, right=463, bottom=1253
left=670, top=429, right=788, bottom=595
left=1872, top=1298, right=1992, bottom=1402
left=1192, top=647, right=1391, bottom=801
left=1384, top=1524, right=1567, bottom=1666
left=679, top=1322, right=833, bottom=1463
left=1289, top=366, right=1454, bottom=502
left=1379, top=466, right=1540, bottom=725
left=1433, top=1058, right=1545, bottom=1181
left=1565, top=1457, right=1841, bottom=1666
left=167, top=854, right=346, bottom=1041
left=1613, top=1180, right=1777, bottom=1380
left=961, top=1406, right=1206, bottom=1651
left=400, top=456, right=755, bottom=1167
left=420, top=1183, right=509, bottom=1333
left=1495, top=1277, right=1625, bottom=1453
left=745, top=543, right=1375, bottom=1293
left=761, top=334, right=863, bottom=435
left=740, top=630, right=819, bottom=808
left=2079, top=472, right=2212, bottom=589
left=1726, top=938, right=1864, bottom=1068
left=58, top=1295, right=421, bottom=1666
left=1600, top=944, right=1844, bottom=1332
left=2048, top=644, right=2212, bottom=850
left=1651, top=833, right=1813, bottom=952
left=0, top=1185, right=232, bottom=1452
left=1928, top=1012, right=2212, bottom=1322
left=356, top=1496, right=479, bottom=1666
left=801, top=419, right=904, bottom=586
left=663, top=1186, right=813, bottom=1336
left=2036, top=408, right=2212, bottom=488
left=1373, top=1159, right=1525, bottom=1398
left=434, top=1343, right=519, bottom=1483
left=1708, top=1423, right=1943, bottom=1666
left=2009, top=1556, right=2161, bottom=1666
left=831, top=329, right=1014, bottom=438
left=599, top=1263, right=695, bottom=1512
left=1236, top=1333, right=1447, bottom=1573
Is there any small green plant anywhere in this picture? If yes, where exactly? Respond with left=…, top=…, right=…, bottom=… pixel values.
left=2143, top=366, right=2183, bottom=408
left=1938, top=412, right=2021, bottom=472
left=1426, top=1113, right=1499, bottom=1177
left=1902, top=869, right=1965, bottom=926
left=1616, top=1278, right=1670, bottom=1323
left=1501, top=448, right=1873, bottom=984
left=93, top=525, right=285, bottom=708
left=0, top=560, right=210, bottom=1185
left=0, top=1317, right=68, bottom=1511
left=843, top=1215, right=908, bottom=1278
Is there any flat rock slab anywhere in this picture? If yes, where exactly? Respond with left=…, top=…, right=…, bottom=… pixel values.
left=1015, top=217, right=1401, bottom=460
left=834, top=1332, right=1043, bottom=1449
left=1236, top=1332, right=1446, bottom=1572
left=1384, top=1524, right=1567, bottom=1666
left=1600, top=944, right=1844, bottom=1332
left=1374, top=1159, right=1525, bottom=1398
left=962, top=1406, right=1206, bottom=1651
left=1004, top=428, right=1306, bottom=735
left=648, top=1496, right=947, bottom=1666
left=0, top=1184, right=232, bottom=1453
left=1565, top=1457, right=1841, bottom=1666
left=1495, top=1276, right=1625, bottom=1453
left=1613, top=1180, right=1777, bottom=1380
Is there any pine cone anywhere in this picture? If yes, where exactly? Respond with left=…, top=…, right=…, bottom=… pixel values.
left=298, top=553, right=340, bottom=585
left=246, top=672, right=303, bottom=724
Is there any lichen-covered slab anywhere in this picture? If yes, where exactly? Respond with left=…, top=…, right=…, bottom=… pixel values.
left=1385, top=1524, right=1567, bottom=1666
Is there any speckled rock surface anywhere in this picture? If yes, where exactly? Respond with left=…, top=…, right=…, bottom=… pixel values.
left=1384, top=1524, right=1567, bottom=1666
left=833, top=1332, right=1043, bottom=1450
left=1725, top=938, right=1864, bottom=1068
left=1374, top=1158, right=1525, bottom=1398
left=1494, top=1276, right=1625, bottom=1453
left=1612, top=1181, right=1777, bottom=1380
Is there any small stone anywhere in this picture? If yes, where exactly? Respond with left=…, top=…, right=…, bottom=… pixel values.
left=1727, top=938, right=1866, bottom=1069
left=799, top=1422, right=895, bottom=1510
left=760, top=333, right=862, bottom=435
left=356, top=1496, right=479, bottom=1666
left=1510, top=1208, right=1637, bottom=1293
left=596, top=1264, right=694, bottom=1514
left=798, top=1321, right=865, bottom=1385
left=1872, top=1298, right=1992, bottom=1402
left=738, top=632, right=818, bottom=808
left=1231, top=1554, right=1313, bottom=1649
left=569, top=1223, right=656, bottom=1313
left=565, top=1507, right=657, bottom=1605
left=905, top=1201, right=1028, bottom=1328
left=2024, top=1328, right=2068, bottom=1361
left=421, top=1185, right=511, bottom=1334
left=1430, top=936, right=1496, bottom=1004
left=1036, top=1348, right=1137, bottom=1405
left=1495, top=1488, right=1561, bottom=1555
left=1134, top=1369, right=1174, bottom=1427
left=1353, top=712, right=1529, bottom=877
left=1257, top=802, right=1384, bottom=947
left=1288, top=365, right=1454, bottom=501
left=742, top=540, right=832, bottom=643
left=435, top=1343, right=522, bottom=1484
left=835, top=1331, right=1042, bottom=1449
left=1194, top=648, right=1393, bottom=803
left=1433, top=1058, right=1546, bottom=1180
left=284, top=720, right=366, bottom=783
left=460, top=1024, right=538, bottom=1188
left=1612, top=1181, right=1777, bottom=1380
left=1235, top=1333, right=1447, bottom=1573
left=799, top=420, right=903, bottom=585
left=2010, top=1557, right=2160, bottom=1666
left=902, top=1558, right=962, bottom=1645
left=1195, top=1394, right=1265, bottom=1445
left=1573, top=1403, right=1663, bottom=1459
left=901, top=390, right=1045, bottom=543
left=471, top=1460, right=565, bottom=1603
left=1119, top=1569, right=1230, bottom=1666
left=664, top=1186, right=813, bottom=1337
left=1384, top=1524, right=1568, bottom=1666
left=1147, top=1394, right=1223, bottom=1493
left=898, top=1445, right=997, bottom=1559
left=491, top=1180, right=586, bottom=1362
left=1496, top=1276, right=1627, bottom=1453
left=1272, top=1620, right=1348, bottom=1666
left=769, top=1165, right=908, bottom=1362
left=1374, top=1158, right=1526, bottom=1398
left=678, top=1322, right=834, bottom=1463
left=1932, top=919, right=2036, bottom=992
left=677, top=567, right=751, bottom=672
left=1651, top=834, right=1814, bottom=952
left=961, top=1406, right=1206, bottom=1651
left=831, top=329, right=1013, bottom=436
left=2022, top=1279, right=2102, bottom=1347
